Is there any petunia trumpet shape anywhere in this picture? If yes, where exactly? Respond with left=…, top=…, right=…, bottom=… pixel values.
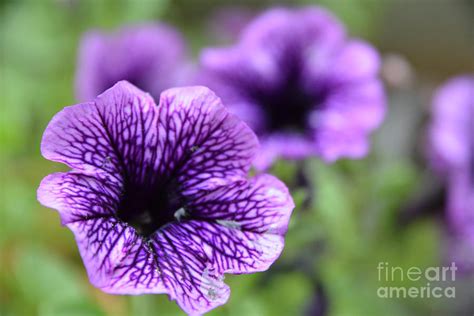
left=428, top=75, right=474, bottom=269
left=199, top=6, right=386, bottom=169
left=76, top=24, right=188, bottom=101
left=38, top=82, right=294, bottom=315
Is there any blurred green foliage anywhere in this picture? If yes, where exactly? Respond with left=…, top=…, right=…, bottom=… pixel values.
left=1, top=0, right=473, bottom=315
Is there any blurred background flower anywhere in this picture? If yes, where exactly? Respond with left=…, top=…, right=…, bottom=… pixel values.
left=428, top=76, right=474, bottom=272
left=1, top=0, right=473, bottom=315
left=76, top=23, right=189, bottom=101
left=198, top=6, right=385, bottom=169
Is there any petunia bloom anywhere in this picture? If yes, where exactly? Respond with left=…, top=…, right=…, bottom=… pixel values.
left=76, top=24, right=188, bottom=102
left=38, top=82, right=294, bottom=315
left=198, top=6, right=386, bottom=169
left=428, top=75, right=474, bottom=270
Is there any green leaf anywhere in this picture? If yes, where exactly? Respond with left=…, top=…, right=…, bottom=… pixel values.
left=13, top=246, right=89, bottom=307
left=39, top=301, right=106, bottom=316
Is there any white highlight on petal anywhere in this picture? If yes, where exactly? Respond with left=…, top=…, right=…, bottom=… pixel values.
left=216, top=219, right=241, bottom=230
left=123, top=104, right=132, bottom=115
left=174, top=207, right=187, bottom=221
left=199, top=264, right=226, bottom=302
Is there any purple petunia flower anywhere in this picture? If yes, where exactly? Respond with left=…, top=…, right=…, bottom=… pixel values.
left=428, top=75, right=474, bottom=269
left=76, top=24, right=188, bottom=101
left=198, top=6, right=386, bottom=169
left=38, top=81, right=294, bottom=315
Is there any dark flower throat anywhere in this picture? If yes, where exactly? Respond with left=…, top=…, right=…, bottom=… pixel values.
left=117, top=181, right=185, bottom=237
left=249, top=61, right=329, bottom=133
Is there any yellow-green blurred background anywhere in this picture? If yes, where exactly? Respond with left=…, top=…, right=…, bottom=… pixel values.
left=1, top=0, right=473, bottom=315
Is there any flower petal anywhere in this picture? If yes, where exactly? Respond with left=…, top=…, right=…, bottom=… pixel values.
left=308, top=80, right=386, bottom=161
left=92, top=81, right=162, bottom=187
left=329, top=40, right=381, bottom=83
left=447, top=172, right=474, bottom=239
left=318, top=79, right=386, bottom=130
left=37, top=172, right=120, bottom=225
left=428, top=76, right=474, bottom=173
left=38, top=172, right=167, bottom=294
left=76, top=24, right=187, bottom=101
left=151, top=227, right=231, bottom=315
left=252, top=134, right=316, bottom=170
left=42, top=81, right=260, bottom=213
left=190, top=174, right=294, bottom=235
left=75, top=32, right=108, bottom=102
left=240, top=7, right=344, bottom=55
left=42, top=81, right=162, bottom=184
left=303, top=40, right=381, bottom=87
left=69, top=217, right=167, bottom=295
left=141, top=174, right=293, bottom=314
left=200, top=46, right=283, bottom=100
left=157, top=86, right=259, bottom=193
left=165, top=219, right=285, bottom=274
left=446, top=172, right=474, bottom=271
left=41, top=101, right=122, bottom=180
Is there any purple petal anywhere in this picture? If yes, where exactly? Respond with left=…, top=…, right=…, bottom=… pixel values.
left=309, top=80, right=386, bottom=161
left=151, top=227, right=231, bottom=315
left=150, top=216, right=289, bottom=313
left=41, top=82, right=159, bottom=183
left=190, top=174, right=294, bottom=236
left=446, top=172, right=474, bottom=270
left=75, top=33, right=108, bottom=102
left=200, top=46, right=284, bottom=98
left=37, top=172, right=166, bottom=294
left=159, top=220, right=284, bottom=281
left=240, top=7, right=344, bottom=54
left=76, top=24, right=187, bottom=101
left=447, top=172, right=474, bottom=241
left=253, top=134, right=316, bottom=170
left=92, top=81, right=161, bottom=186
left=37, top=172, right=120, bottom=225
left=315, top=80, right=386, bottom=130
left=44, top=81, right=258, bottom=192
left=70, top=217, right=167, bottom=294
left=303, top=40, right=381, bottom=87
left=145, top=174, right=293, bottom=314
left=428, top=76, right=474, bottom=174
left=40, top=101, right=123, bottom=180
left=157, top=86, right=259, bottom=193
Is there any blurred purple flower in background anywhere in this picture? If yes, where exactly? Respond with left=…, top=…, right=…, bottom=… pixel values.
left=199, top=6, right=386, bottom=169
left=428, top=75, right=474, bottom=270
left=38, top=81, right=294, bottom=314
left=76, top=24, right=189, bottom=101
left=207, top=7, right=255, bottom=44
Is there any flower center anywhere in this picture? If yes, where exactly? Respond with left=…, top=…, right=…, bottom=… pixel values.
left=117, top=181, right=186, bottom=237
left=250, top=63, right=328, bottom=134
left=261, top=82, right=318, bottom=133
